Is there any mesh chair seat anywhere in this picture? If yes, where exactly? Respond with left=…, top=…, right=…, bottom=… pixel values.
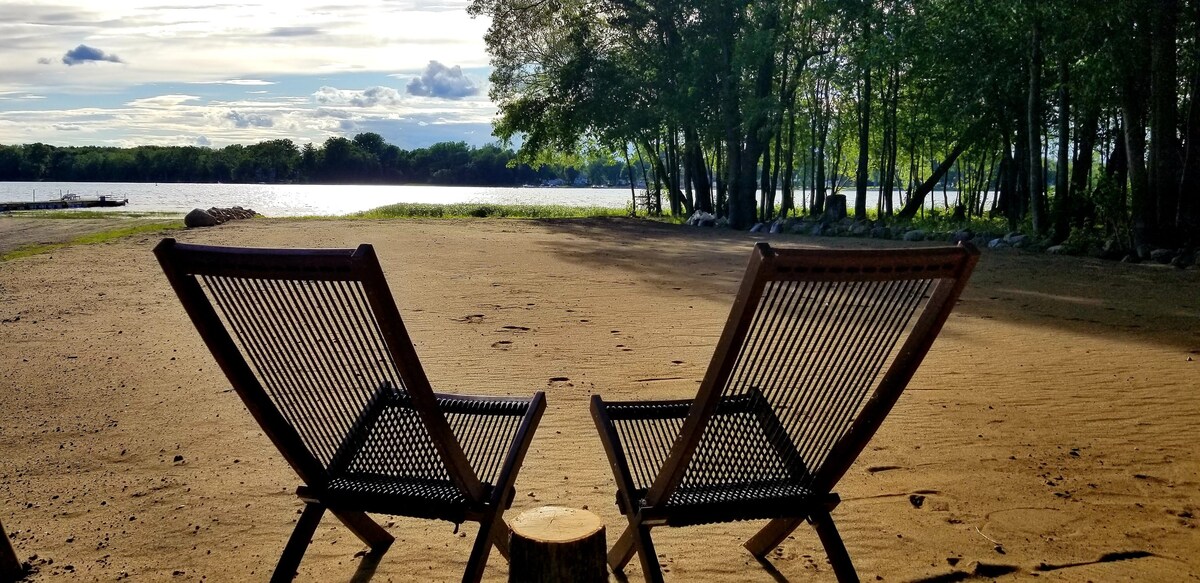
left=605, top=397, right=821, bottom=523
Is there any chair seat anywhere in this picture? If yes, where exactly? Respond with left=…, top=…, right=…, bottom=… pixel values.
left=623, top=480, right=837, bottom=527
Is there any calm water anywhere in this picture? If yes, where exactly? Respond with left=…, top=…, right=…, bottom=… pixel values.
left=0, top=181, right=963, bottom=217
left=0, top=182, right=637, bottom=217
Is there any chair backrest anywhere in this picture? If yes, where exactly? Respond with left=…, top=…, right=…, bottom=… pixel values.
left=644, top=242, right=979, bottom=506
left=154, top=239, right=483, bottom=501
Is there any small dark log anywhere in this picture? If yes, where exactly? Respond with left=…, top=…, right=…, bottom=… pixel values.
left=509, top=506, right=606, bottom=583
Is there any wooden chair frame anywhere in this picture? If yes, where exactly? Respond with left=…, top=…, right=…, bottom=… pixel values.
left=0, top=518, right=22, bottom=583
left=155, top=238, right=546, bottom=583
left=592, top=242, right=979, bottom=582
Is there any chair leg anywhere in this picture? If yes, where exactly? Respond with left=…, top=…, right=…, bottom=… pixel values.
left=810, top=511, right=858, bottom=583
left=462, top=517, right=504, bottom=583
left=271, top=502, right=326, bottom=583
left=608, top=524, right=638, bottom=572
left=744, top=517, right=805, bottom=558
left=331, top=510, right=394, bottom=553
left=489, top=518, right=511, bottom=560
left=1, top=519, right=23, bottom=581
left=631, top=525, right=665, bottom=583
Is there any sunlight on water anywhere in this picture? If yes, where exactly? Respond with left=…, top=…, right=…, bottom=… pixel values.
left=0, top=182, right=638, bottom=216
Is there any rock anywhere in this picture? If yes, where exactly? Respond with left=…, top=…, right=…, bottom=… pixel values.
left=902, top=229, right=926, bottom=242
left=184, top=208, right=220, bottom=228
left=1006, top=234, right=1028, bottom=247
left=685, top=211, right=716, bottom=226
left=1046, top=245, right=1068, bottom=255
left=769, top=220, right=784, bottom=234
left=850, top=223, right=871, bottom=236
left=1171, top=250, right=1196, bottom=269
left=810, top=222, right=830, bottom=236
left=988, top=238, right=1008, bottom=249
left=870, top=226, right=892, bottom=239
left=788, top=221, right=810, bottom=234
left=749, top=223, right=765, bottom=233
left=952, top=230, right=973, bottom=244
left=1150, top=248, right=1175, bottom=264
left=1121, top=254, right=1141, bottom=264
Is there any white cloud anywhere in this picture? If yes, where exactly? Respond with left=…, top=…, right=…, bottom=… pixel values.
left=406, top=61, right=479, bottom=99
left=312, top=86, right=404, bottom=107
left=126, top=94, right=202, bottom=107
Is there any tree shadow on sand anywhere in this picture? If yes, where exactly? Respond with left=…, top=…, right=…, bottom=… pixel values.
left=534, top=218, right=1200, bottom=353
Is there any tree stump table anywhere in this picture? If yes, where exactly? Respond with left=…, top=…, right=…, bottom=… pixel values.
left=509, top=506, right=607, bottom=583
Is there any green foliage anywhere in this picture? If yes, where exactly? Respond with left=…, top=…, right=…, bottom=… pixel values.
left=0, top=139, right=636, bottom=188
left=1060, top=223, right=1107, bottom=255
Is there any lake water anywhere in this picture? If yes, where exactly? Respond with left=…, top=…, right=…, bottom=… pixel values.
left=0, top=181, right=963, bottom=217
left=0, top=182, right=638, bottom=217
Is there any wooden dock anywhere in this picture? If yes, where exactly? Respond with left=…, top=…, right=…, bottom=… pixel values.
left=0, top=196, right=128, bottom=212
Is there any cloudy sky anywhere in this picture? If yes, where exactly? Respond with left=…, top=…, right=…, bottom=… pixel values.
left=0, top=1, right=501, bottom=149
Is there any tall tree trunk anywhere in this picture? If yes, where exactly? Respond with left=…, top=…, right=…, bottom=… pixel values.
left=1179, top=0, right=1200, bottom=245
left=685, top=128, right=712, bottom=213
left=855, top=14, right=872, bottom=220
left=1123, top=73, right=1152, bottom=250
left=781, top=100, right=799, bottom=217
left=1070, top=107, right=1100, bottom=228
left=998, top=135, right=1019, bottom=228
left=1028, top=15, right=1046, bottom=234
left=1053, top=55, right=1072, bottom=242
left=1150, top=0, right=1181, bottom=245
left=896, top=142, right=968, bottom=219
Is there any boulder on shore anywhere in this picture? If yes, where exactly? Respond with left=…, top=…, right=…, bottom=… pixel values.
left=184, top=208, right=220, bottom=228
left=185, top=206, right=261, bottom=228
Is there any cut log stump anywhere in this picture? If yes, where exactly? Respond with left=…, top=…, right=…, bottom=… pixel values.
left=509, top=506, right=607, bottom=583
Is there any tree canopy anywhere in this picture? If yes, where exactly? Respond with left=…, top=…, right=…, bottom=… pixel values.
left=471, top=0, right=1200, bottom=249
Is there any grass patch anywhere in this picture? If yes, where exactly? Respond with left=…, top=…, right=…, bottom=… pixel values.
left=1, top=221, right=182, bottom=261
left=350, top=202, right=629, bottom=219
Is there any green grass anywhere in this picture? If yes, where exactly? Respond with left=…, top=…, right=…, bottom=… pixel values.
left=350, top=202, right=630, bottom=219
left=1, top=221, right=182, bottom=261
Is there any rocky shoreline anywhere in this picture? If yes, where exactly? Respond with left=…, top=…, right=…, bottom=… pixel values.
left=684, top=211, right=1198, bottom=269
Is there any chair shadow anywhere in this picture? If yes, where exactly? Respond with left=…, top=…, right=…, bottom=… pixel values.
left=754, top=556, right=791, bottom=583
left=348, top=549, right=387, bottom=583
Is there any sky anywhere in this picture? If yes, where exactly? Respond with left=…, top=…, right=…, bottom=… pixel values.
left=0, top=1, right=503, bottom=150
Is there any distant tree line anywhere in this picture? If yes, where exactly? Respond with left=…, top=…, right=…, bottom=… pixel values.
left=0, top=134, right=635, bottom=187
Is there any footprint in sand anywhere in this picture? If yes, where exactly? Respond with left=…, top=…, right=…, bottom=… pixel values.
left=501, top=325, right=531, bottom=332
left=492, top=340, right=513, bottom=350
left=455, top=314, right=485, bottom=323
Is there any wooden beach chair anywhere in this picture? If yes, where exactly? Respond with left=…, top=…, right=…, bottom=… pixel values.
left=591, top=242, right=978, bottom=582
left=154, top=239, right=546, bottom=583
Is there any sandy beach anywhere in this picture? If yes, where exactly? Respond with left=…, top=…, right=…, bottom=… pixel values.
left=1, top=217, right=1197, bottom=582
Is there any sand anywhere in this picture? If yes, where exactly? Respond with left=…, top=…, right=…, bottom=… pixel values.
left=1, top=217, right=1197, bottom=582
